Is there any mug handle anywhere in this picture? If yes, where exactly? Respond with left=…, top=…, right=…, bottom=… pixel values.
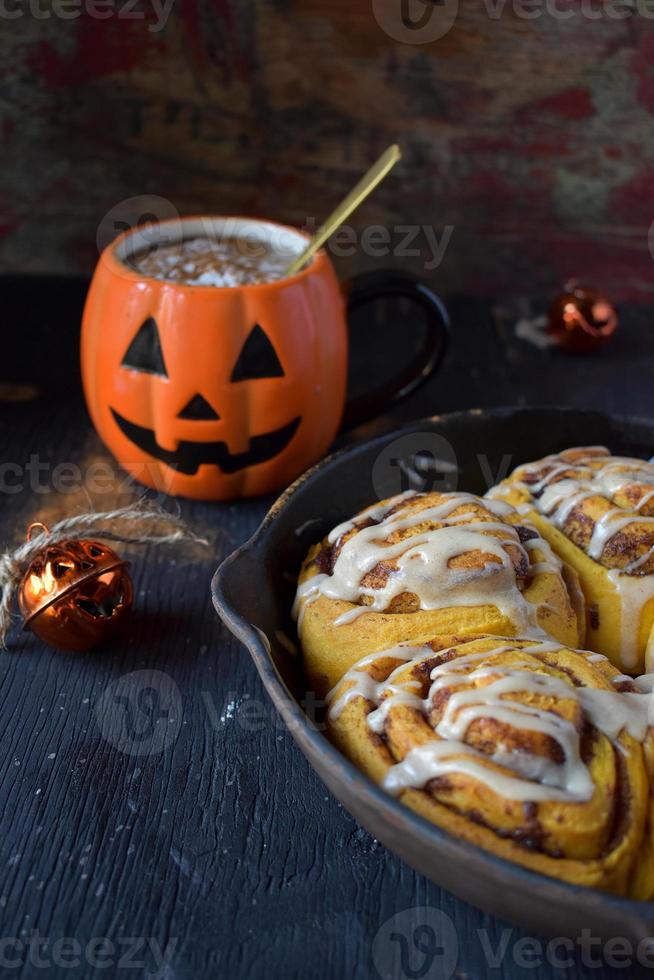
left=341, top=269, right=450, bottom=430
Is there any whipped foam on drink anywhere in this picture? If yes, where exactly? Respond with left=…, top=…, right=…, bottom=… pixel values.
left=129, top=235, right=294, bottom=287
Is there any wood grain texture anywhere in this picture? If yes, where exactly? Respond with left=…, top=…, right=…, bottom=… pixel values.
left=2, top=4, right=654, bottom=300
left=1, top=277, right=654, bottom=978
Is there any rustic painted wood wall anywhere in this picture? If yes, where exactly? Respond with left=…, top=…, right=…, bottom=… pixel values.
left=2, top=0, right=654, bottom=299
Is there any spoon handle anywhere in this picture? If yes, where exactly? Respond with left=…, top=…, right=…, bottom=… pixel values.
left=285, top=144, right=401, bottom=278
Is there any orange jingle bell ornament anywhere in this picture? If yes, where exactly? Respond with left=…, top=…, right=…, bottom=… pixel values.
left=17, top=523, right=133, bottom=651
left=548, top=281, right=618, bottom=354
left=0, top=500, right=205, bottom=653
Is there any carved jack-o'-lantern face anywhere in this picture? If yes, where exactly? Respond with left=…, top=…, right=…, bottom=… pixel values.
left=111, top=316, right=301, bottom=476
left=81, top=217, right=349, bottom=500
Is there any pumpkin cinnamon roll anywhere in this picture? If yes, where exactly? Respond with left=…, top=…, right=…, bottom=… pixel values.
left=631, top=672, right=654, bottom=901
left=489, top=447, right=654, bottom=675
left=327, top=634, right=653, bottom=895
left=294, top=491, right=585, bottom=696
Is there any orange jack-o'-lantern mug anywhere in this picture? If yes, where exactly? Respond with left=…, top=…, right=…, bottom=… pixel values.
left=81, top=216, right=448, bottom=501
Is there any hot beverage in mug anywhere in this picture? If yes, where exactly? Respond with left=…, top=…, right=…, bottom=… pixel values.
left=81, top=216, right=448, bottom=501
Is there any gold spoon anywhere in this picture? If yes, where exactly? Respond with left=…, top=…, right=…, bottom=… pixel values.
left=285, top=144, right=402, bottom=277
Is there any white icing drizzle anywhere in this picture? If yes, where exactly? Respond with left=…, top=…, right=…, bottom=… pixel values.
left=522, top=536, right=562, bottom=576
left=326, top=644, right=429, bottom=722
left=328, top=639, right=654, bottom=804
left=606, top=568, right=654, bottom=671
left=325, top=491, right=418, bottom=544
left=578, top=690, right=651, bottom=742
left=384, top=740, right=592, bottom=802
left=294, top=572, right=328, bottom=631
left=490, top=448, right=654, bottom=671
left=634, top=673, right=654, bottom=693
left=294, top=492, right=560, bottom=634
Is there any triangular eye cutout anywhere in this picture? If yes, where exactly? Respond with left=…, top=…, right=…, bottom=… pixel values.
left=178, top=394, right=220, bottom=421
left=230, top=324, right=284, bottom=382
left=121, top=317, right=168, bottom=377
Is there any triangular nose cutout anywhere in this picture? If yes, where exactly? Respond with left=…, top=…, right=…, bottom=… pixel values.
left=177, top=394, right=221, bottom=421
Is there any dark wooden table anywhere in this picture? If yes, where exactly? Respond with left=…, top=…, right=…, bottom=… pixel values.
left=1, top=277, right=654, bottom=980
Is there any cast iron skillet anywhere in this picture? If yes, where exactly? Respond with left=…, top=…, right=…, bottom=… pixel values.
left=212, top=407, right=654, bottom=943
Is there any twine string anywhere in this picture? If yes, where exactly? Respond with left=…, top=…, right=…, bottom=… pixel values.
left=0, top=499, right=208, bottom=648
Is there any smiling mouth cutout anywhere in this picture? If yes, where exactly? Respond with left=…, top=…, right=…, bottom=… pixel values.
left=111, top=409, right=301, bottom=476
